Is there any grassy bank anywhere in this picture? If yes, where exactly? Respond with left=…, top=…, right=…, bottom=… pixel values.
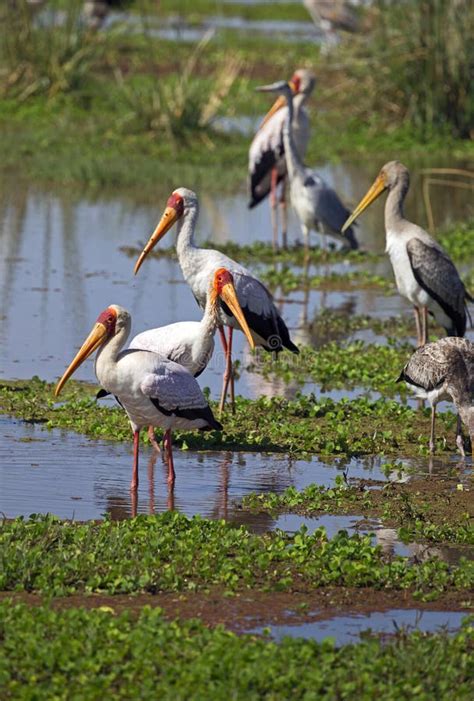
left=0, top=1, right=472, bottom=193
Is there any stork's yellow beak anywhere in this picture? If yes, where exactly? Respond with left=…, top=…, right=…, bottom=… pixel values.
left=55, top=322, right=108, bottom=396
left=258, top=78, right=299, bottom=131
left=219, top=282, right=255, bottom=350
left=342, top=174, right=387, bottom=233
left=134, top=205, right=179, bottom=275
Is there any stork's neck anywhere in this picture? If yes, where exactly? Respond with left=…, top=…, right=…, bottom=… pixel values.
left=95, top=323, right=130, bottom=385
left=176, top=202, right=199, bottom=260
left=385, top=179, right=409, bottom=232
left=282, top=91, right=306, bottom=182
left=200, top=289, right=220, bottom=336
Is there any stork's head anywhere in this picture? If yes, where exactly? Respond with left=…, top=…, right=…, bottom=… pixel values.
left=342, top=161, right=410, bottom=233
left=256, top=68, right=316, bottom=130
left=134, top=188, right=197, bottom=275
left=210, top=268, right=255, bottom=350
left=55, top=305, right=130, bottom=396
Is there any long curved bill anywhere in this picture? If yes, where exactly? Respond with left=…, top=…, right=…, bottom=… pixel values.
left=134, top=205, right=178, bottom=275
left=55, top=322, right=108, bottom=397
left=257, top=79, right=298, bottom=131
left=219, top=283, right=255, bottom=350
left=342, top=174, right=386, bottom=233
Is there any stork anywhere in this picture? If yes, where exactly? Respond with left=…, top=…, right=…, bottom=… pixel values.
left=343, top=161, right=472, bottom=345
left=128, top=268, right=254, bottom=448
left=55, top=305, right=222, bottom=491
left=255, top=79, right=359, bottom=251
left=398, top=337, right=473, bottom=456
left=248, top=68, right=316, bottom=250
left=133, top=188, right=299, bottom=412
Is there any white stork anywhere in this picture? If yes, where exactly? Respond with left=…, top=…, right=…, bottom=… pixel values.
left=133, top=188, right=299, bottom=412
left=255, top=79, right=359, bottom=251
left=248, top=68, right=316, bottom=250
left=343, top=161, right=472, bottom=346
left=398, top=337, right=473, bottom=455
left=55, top=305, right=222, bottom=491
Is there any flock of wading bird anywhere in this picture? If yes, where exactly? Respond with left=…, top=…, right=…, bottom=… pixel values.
left=55, top=69, right=474, bottom=493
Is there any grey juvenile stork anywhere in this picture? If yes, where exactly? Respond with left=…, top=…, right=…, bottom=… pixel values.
left=398, top=337, right=473, bottom=456
left=255, top=79, right=358, bottom=251
left=343, top=161, right=472, bottom=345
left=55, top=305, right=222, bottom=491
left=248, top=69, right=316, bottom=250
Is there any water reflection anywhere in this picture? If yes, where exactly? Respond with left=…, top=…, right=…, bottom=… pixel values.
left=248, top=609, right=469, bottom=645
left=0, top=165, right=472, bottom=399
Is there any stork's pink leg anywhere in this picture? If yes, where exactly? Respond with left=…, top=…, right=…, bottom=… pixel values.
left=219, top=327, right=235, bottom=414
left=422, top=306, right=428, bottom=346
left=147, top=425, right=161, bottom=453
left=163, top=429, right=175, bottom=487
left=131, top=429, right=140, bottom=491
left=413, top=307, right=422, bottom=347
left=279, top=177, right=288, bottom=250
left=270, top=167, right=279, bottom=252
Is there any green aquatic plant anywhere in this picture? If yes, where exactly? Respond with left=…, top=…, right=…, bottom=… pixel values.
left=258, top=267, right=394, bottom=294
left=247, top=340, right=413, bottom=395
left=0, top=602, right=472, bottom=701
left=241, top=478, right=474, bottom=546
left=0, top=378, right=461, bottom=457
left=0, top=513, right=473, bottom=596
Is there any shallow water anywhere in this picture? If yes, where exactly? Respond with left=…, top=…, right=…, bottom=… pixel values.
left=1, top=416, right=467, bottom=530
left=247, top=609, right=469, bottom=645
left=0, top=171, right=471, bottom=399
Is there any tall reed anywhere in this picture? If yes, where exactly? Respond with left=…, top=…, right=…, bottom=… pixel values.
left=0, top=0, right=108, bottom=100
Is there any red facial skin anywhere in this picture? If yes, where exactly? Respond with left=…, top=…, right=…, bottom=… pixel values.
left=167, top=192, right=185, bottom=218
left=290, top=74, right=301, bottom=93
left=214, top=268, right=234, bottom=294
left=96, top=307, right=117, bottom=337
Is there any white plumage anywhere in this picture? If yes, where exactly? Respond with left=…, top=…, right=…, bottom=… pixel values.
left=255, top=79, right=358, bottom=250
left=55, top=305, right=221, bottom=490
left=343, top=161, right=472, bottom=345
left=134, top=188, right=298, bottom=411
left=248, top=69, right=315, bottom=249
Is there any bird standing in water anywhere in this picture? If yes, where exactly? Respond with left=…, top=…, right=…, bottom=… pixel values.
left=248, top=69, right=316, bottom=250
left=133, top=188, right=299, bottom=413
left=55, top=305, right=222, bottom=492
left=343, top=161, right=472, bottom=346
left=398, top=337, right=473, bottom=455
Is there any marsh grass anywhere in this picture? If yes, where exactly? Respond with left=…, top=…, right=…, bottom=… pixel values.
left=319, top=0, right=473, bottom=139
left=0, top=0, right=109, bottom=100
left=112, top=27, right=244, bottom=144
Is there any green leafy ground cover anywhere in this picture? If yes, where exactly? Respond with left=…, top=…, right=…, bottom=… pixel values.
left=247, top=341, right=413, bottom=394
left=240, top=477, right=474, bottom=546
left=1, top=514, right=473, bottom=597
left=0, top=602, right=472, bottom=701
left=0, top=379, right=459, bottom=456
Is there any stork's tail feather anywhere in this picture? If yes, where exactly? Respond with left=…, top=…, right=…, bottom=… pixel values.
left=199, top=407, right=223, bottom=432
left=277, top=316, right=299, bottom=354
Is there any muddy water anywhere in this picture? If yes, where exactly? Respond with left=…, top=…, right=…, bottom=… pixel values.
left=248, top=609, right=469, bottom=645
left=0, top=168, right=472, bottom=399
